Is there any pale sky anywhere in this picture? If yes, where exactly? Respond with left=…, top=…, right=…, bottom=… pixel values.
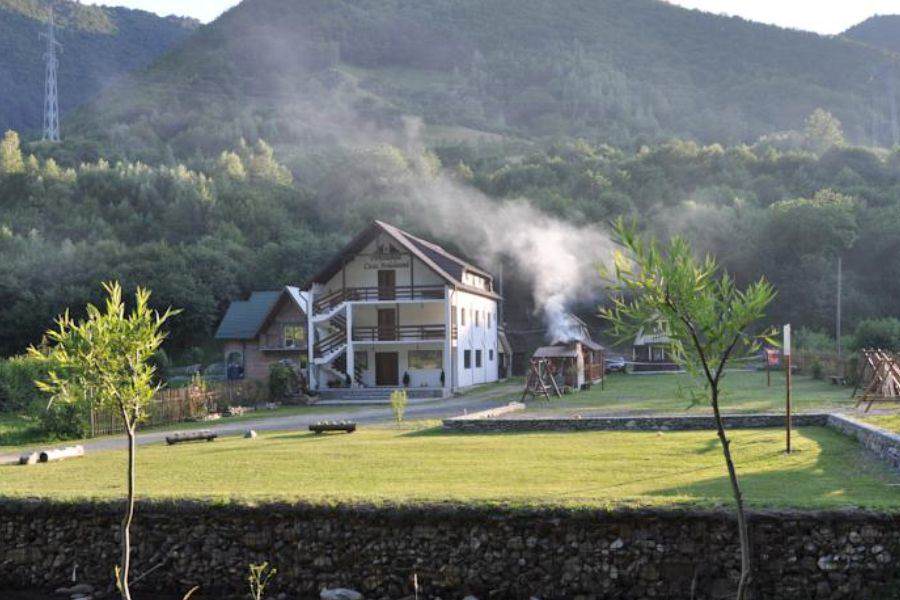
left=91, top=0, right=900, bottom=34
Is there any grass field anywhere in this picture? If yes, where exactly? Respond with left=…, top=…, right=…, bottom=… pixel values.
left=2, top=423, right=897, bottom=509
left=860, top=414, right=900, bottom=434
left=523, top=370, right=857, bottom=416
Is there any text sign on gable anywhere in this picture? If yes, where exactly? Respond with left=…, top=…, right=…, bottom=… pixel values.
left=363, top=259, right=410, bottom=270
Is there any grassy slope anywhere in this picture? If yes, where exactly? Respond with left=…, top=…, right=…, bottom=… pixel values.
left=522, top=371, right=856, bottom=415
left=860, top=414, right=900, bottom=434
left=1, top=423, right=897, bottom=508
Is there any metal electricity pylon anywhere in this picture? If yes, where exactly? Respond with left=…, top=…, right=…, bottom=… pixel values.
left=41, top=7, right=62, bottom=142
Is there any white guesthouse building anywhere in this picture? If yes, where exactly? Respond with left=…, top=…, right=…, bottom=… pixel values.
left=304, top=221, right=509, bottom=397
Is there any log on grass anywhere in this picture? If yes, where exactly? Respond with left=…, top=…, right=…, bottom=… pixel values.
left=19, top=452, right=40, bottom=465
left=38, top=445, right=85, bottom=463
left=309, top=421, right=356, bottom=434
left=166, top=430, right=217, bottom=445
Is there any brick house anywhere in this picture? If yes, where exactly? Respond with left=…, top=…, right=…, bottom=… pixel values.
left=215, top=286, right=310, bottom=382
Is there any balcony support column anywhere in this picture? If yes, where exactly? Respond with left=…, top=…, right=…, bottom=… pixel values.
left=345, top=303, right=354, bottom=385
left=443, top=288, right=453, bottom=397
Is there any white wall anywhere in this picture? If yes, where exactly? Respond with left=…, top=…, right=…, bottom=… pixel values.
left=452, top=290, right=500, bottom=389
left=322, top=237, right=444, bottom=293
left=352, top=343, right=445, bottom=388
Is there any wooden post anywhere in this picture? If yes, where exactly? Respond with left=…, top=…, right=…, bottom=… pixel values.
left=766, top=350, right=771, bottom=387
left=784, top=324, right=792, bottom=454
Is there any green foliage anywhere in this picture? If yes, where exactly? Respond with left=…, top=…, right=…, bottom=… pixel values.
left=804, top=109, right=845, bottom=153
left=852, top=317, right=900, bottom=352
left=390, top=389, right=408, bottom=423
left=0, top=354, right=51, bottom=411
left=0, top=130, right=23, bottom=174
left=27, top=282, right=177, bottom=430
left=601, top=219, right=776, bottom=383
left=268, top=362, right=302, bottom=402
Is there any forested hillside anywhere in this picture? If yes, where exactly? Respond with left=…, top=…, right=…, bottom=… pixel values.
left=4, top=0, right=900, bottom=358
left=62, top=0, right=900, bottom=161
left=0, top=0, right=197, bottom=135
left=844, top=15, right=900, bottom=55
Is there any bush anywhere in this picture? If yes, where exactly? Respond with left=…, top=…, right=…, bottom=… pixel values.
left=268, top=362, right=301, bottom=402
left=0, top=355, right=54, bottom=412
left=36, top=401, right=91, bottom=440
left=390, top=389, right=408, bottom=423
left=810, top=361, right=823, bottom=380
left=852, top=318, right=900, bottom=352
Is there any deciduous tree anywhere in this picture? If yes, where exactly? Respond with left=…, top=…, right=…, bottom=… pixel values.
left=600, top=220, right=775, bottom=600
left=29, top=282, right=178, bottom=600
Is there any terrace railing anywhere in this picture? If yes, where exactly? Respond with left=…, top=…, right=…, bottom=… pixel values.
left=353, top=324, right=446, bottom=342
left=313, top=285, right=445, bottom=313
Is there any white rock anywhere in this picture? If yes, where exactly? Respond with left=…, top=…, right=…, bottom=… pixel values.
left=321, top=588, right=363, bottom=600
left=610, top=538, right=624, bottom=550
left=244, top=429, right=258, bottom=439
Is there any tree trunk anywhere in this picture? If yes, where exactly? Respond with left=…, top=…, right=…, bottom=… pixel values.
left=118, top=415, right=136, bottom=600
left=710, top=384, right=752, bottom=600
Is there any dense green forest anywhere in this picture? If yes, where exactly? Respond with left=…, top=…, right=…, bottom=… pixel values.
left=0, top=0, right=197, bottom=134
left=57, top=0, right=900, bottom=161
left=844, top=15, right=900, bottom=55
left=2, top=111, right=898, bottom=357
left=4, top=0, right=900, bottom=361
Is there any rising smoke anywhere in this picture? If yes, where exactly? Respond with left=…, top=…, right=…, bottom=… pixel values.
left=255, top=42, right=617, bottom=340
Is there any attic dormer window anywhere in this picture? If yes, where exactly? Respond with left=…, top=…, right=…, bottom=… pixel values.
left=463, top=271, right=488, bottom=291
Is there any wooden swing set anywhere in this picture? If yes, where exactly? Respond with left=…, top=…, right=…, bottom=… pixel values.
left=520, top=358, right=563, bottom=401
left=851, top=348, right=900, bottom=412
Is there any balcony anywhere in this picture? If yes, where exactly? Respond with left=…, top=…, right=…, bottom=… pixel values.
left=352, top=324, right=446, bottom=342
left=314, top=285, right=445, bottom=313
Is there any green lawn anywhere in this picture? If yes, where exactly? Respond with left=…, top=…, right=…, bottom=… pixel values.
left=523, top=370, right=855, bottom=416
left=2, top=423, right=897, bottom=509
left=860, top=414, right=900, bottom=434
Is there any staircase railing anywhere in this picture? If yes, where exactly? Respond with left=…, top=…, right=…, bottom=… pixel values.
left=313, top=285, right=444, bottom=313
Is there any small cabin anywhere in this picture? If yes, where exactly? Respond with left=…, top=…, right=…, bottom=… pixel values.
left=529, top=314, right=605, bottom=391
left=632, top=329, right=678, bottom=372
left=215, top=286, right=309, bottom=382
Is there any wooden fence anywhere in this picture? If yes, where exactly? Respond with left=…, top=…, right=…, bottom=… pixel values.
left=90, top=380, right=259, bottom=437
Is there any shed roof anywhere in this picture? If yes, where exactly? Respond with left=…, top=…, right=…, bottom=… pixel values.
left=533, top=345, right=579, bottom=359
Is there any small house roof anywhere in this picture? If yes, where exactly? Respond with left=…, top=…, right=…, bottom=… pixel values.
left=215, top=287, right=308, bottom=341
left=634, top=329, right=672, bottom=346
left=215, top=291, right=280, bottom=340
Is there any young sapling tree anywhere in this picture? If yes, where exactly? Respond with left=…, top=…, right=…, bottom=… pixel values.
left=30, top=282, right=178, bottom=600
left=600, top=220, right=775, bottom=600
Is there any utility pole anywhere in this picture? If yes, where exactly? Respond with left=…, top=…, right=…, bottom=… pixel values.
left=41, top=7, right=62, bottom=142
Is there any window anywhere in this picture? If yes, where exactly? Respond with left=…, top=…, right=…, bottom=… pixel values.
left=475, top=349, right=482, bottom=368
left=354, top=351, right=368, bottom=370
left=487, top=312, right=492, bottom=328
left=409, top=350, right=442, bottom=369
left=475, top=310, right=481, bottom=327
left=489, top=349, right=494, bottom=361
left=464, top=350, right=471, bottom=369
left=283, top=324, right=305, bottom=348
left=461, top=308, right=466, bottom=326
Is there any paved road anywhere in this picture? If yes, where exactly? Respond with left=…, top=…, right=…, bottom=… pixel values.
left=1, top=384, right=519, bottom=463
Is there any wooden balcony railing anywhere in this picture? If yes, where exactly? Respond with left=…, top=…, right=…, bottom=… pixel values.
left=353, top=325, right=446, bottom=342
left=314, top=285, right=445, bottom=313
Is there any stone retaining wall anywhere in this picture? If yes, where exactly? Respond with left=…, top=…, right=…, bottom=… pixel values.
left=827, top=414, right=900, bottom=470
left=442, top=413, right=830, bottom=432
left=2, top=501, right=898, bottom=599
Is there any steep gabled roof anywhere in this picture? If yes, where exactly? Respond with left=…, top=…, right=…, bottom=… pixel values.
left=215, top=287, right=308, bottom=341
left=305, top=220, right=499, bottom=298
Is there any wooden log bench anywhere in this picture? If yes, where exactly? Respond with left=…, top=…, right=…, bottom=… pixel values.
left=166, top=430, right=217, bottom=445
left=309, top=421, right=356, bottom=434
